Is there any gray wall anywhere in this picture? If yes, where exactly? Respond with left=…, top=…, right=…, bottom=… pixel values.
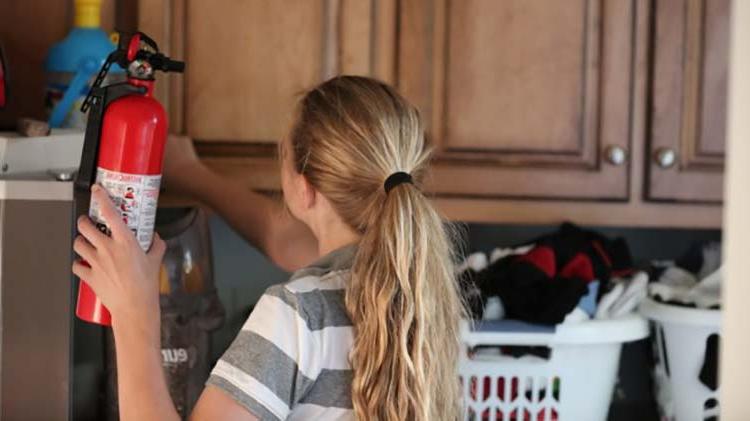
left=209, top=216, right=289, bottom=354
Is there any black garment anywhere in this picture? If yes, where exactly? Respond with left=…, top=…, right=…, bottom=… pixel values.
left=472, top=255, right=588, bottom=324
left=458, top=266, right=485, bottom=319
left=651, top=298, right=721, bottom=310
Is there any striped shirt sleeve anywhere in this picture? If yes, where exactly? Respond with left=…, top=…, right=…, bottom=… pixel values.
left=206, top=285, right=320, bottom=421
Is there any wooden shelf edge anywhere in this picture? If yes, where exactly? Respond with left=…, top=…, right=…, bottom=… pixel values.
left=156, top=158, right=724, bottom=229
left=159, top=191, right=722, bottom=230
left=434, top=197, right=722, bottom=229
left=154, top=156, right=723, bottom=228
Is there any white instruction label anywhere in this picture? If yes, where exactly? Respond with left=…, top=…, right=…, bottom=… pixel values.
left=89, top=167, right=161, bottom=251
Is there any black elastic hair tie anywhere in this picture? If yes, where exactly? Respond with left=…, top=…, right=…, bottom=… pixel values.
left=384, top=171, right=413, bottom=194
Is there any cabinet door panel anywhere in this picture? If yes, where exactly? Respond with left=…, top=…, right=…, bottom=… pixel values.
left=648, top=0, right=728, bottom=202
left=183, top=0, right=382, bottom=145
left=399, top=0, right=633, bottom=200
left=186, top=0, right=325, bottom=143
left=446, top=0, right=589, bottom=153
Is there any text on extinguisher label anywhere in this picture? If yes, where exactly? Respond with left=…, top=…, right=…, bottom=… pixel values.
left=89, top=167, right=161, bottom=251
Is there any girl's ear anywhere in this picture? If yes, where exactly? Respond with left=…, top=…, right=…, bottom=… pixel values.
left=298, top=174, right=317, bottom=209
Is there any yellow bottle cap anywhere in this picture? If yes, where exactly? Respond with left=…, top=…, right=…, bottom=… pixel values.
left=74, top=0, right=102, bottom=28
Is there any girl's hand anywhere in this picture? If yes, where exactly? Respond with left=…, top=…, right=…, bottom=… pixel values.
left=72, top=185, right=166, bottom=337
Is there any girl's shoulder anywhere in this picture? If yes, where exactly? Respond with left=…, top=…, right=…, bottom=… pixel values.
left=264, top=268, right=352, bottom=333
left=261, top=243, right=357, bottom=330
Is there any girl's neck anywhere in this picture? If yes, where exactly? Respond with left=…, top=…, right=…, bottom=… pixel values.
left=303, top=192, right=361, bottom=257
left=314, top=219, right=360, bottom=257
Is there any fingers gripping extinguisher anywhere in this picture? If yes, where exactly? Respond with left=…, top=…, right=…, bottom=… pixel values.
left=74, top=32, right=184, bottom=325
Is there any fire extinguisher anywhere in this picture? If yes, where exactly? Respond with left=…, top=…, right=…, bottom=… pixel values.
left=74, top=32, right=184, bottom=326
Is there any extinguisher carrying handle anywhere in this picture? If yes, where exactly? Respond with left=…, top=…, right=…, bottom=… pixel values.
left=75, top=82, right=147, bottom=204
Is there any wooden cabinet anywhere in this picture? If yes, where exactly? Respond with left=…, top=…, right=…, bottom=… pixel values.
left=187, top=1, right=349, bottom=143
left=0, top=1, right=730, bottom=226
left=139, top=0, right=397, bottom=191
left=146, top=0, right=396, bottom=140
left=399, top=0, right=633, bottom=200
left=648, top=0, right=728, bottom=202
left=142, top=0, right=726, bottom=226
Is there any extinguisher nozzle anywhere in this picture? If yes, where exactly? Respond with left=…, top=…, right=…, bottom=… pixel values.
left=146, top=53, right=184, bottom=74
left=165, top=59, right=185, bottom=73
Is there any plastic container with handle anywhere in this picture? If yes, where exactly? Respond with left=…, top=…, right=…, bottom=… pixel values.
left=44, top=0, right=123, bottom=128
left=460, top=315, right=648, bottom=421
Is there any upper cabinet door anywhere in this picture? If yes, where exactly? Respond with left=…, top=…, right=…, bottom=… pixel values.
left=398, top=0, right=634, bottom=200
left=648, top=0, right=728, bottom=202
left=183, top=0, right=387, bottom=145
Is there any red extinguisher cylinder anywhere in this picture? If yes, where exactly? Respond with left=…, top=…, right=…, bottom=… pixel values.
left=76, top=78, right=167, bottom=326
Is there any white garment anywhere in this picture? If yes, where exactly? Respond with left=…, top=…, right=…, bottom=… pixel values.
left=686, top=267, right=722, bottom=309
left=489, top=244, right=534, bottom=263
left=595, top=271, right=649, bottom=319
left=457, top=252, right=489, bottom=274
left=649, top=266, right=723, bottom=309
left=482, top=296, right=505, bottom=320
left=563, top=307, right=591, bottom=323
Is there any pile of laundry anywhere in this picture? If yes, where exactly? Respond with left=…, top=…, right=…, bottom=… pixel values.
left=458, top=224, right=723, bottom=326
left=458, top=227, right=723, bottom=421
left=458, top=223, right=648, bottom=325
left=645, top=242, right=722, bottom=421
left=648, top=242, right=722, bottom=309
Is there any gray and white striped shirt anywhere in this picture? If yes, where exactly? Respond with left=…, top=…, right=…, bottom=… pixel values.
left=207, top=245, right=357, bottom=420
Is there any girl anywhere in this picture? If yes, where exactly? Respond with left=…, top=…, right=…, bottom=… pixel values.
left=73, top=76, right=466, bottom=420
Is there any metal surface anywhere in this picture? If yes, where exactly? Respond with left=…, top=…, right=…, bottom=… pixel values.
left=654, top=147, right=677, bottom=169
left=50, top=170, right=75, bottom=181
left=0, top=130, right=84, bottom=177
left=604, top=145, right=628, bottom=166
left=0, top=187, right=74, bottom=420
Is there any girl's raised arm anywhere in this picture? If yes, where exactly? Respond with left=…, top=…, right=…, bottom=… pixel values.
left=162, top=135, right=318, bottom=271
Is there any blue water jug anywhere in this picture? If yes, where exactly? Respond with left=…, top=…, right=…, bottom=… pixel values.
left=44, top=0, right=122, bottom=128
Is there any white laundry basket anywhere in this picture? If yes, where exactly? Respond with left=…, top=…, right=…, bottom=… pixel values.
left=460, top=315, right=648, bottom=421
left=640, top=298, right=722, bottom=421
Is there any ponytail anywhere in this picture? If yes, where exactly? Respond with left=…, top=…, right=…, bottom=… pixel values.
left=347, top=183, right=464, bottom=420
left=289, top=75, right=466, bottom=420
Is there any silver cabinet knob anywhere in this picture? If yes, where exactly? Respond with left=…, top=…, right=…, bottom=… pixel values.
left=604, top=145, right=628, bottom=166
left=654, top=148, right=677, bottom=169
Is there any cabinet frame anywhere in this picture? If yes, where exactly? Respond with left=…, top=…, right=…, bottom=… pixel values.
left=647, top=0, right=727, bottom=203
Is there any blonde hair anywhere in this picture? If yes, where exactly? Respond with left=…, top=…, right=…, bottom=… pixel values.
left=288, top=76, right=465, bottom=420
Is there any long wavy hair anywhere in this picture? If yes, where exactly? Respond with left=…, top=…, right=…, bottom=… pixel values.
left=287, top=75, right=466, bottom=420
